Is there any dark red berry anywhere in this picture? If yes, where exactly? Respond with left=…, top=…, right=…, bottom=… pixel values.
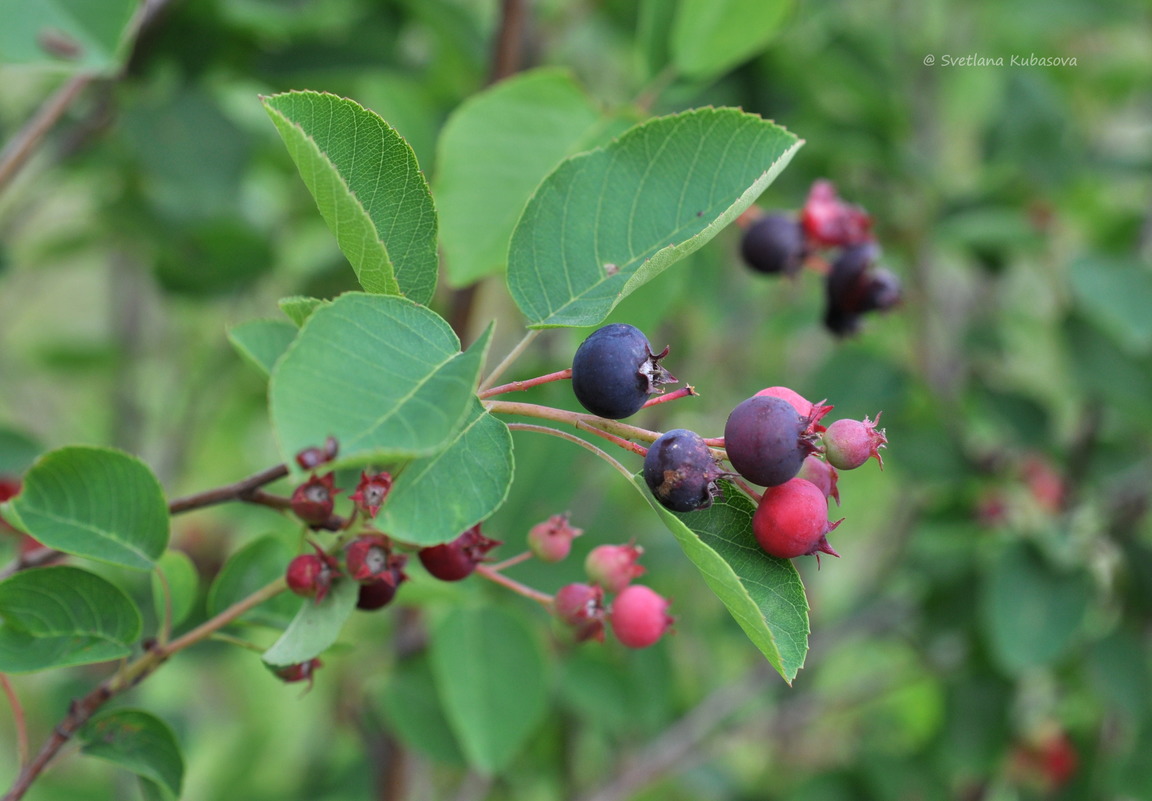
left=740, top=213, right=805, bottom=275
left=527, top=513, right=583, bottom=563
left=356, top=571, right=407, bottom=610
left=553, top=582, right=605, bottom=642
left=418, top=524, right=501, bottom=581
left=752, top=478, right=842, bottom=561
left=608, top=585, right=674, bottom=649
left=643, top=428, right=725, bottom=512
left=295, top=437, right=339, bottom=470
left=584, top=543, right=645, bottom=593
left=571, top=324, right=676, bottom=420
left=285, top=543, right=341, bottom=601
left=801, top=180, right=873, bottom=248
left=349, top=470, right=393, bottom=518
left=272, top=657, right=323, bottom=688
left=345, top=535, right=406, bottom=583
left=724, top=396, right=819, bottom=487
left=823, top=415, right=886, bottom=470
left=290, top=472, right=339, bottom=526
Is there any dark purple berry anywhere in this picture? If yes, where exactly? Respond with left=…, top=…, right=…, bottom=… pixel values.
left=571, top=324, right=676, bottom=420
left=823, top=244, right=901, bottom=337
left=418, top=524, right=501, bottom=581
left=740, top=213, right=805, bottom=275
left=356, top=572, right=407, bottom=610
left=643, top=429, right=724, bottom=512
left=723, top=395, right=819, bottom=487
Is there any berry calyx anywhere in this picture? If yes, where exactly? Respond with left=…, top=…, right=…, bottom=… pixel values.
left=285, top=543, right=341, bottom=601
left=822, top=414, right=887, bottom=470
left=752, top=478, right=842, bottom=562
left=724, top=395, right=819, bottom=487
left=348, top=470, right=394, bottom=518
left=584, top=543, right=646, bottom=594
left=527, top=513, right=583, bottom=563
left=272, top=657, right=323, bottom=689
left=345, top=535, right=405, bottom=583
left=755, top=386, right=833, bottom=432
left=553, top=582, right=605, bottom=642
left=608, top=585, right=674, bottom=649
left=740, top=213, right=805, bottom=275
left=643, top=428, right=725, bottom=512
left=797, top=454, right=840, bottom=506
left=290, top=472, right=339, bottom=526
left=295, top=437, right=339, bottom=470
left=571, top=323, right=676, bottom=420
left=418, top=523, right=502, bottom=581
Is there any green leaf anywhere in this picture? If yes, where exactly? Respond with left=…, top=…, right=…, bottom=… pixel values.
left=0, top=566, right=142, bottom=673
left=507, top=108, right=801, bottom=327
left=981, top=540, right=1091, bottom=675
left=671, top=0, right=793, bottom=79
left=207, top=536, right=298, bottom=629
left=430, top=606, right=548, bottom=773
left=1067, top=254, right=1152, bottom=354
left=262, top=577, right=359, bottom=667
left=435, top=68, right=605, bottom=287
left=151, top=550, right=199, bottom=631
left=79, top=709, right=184, bottom=800
left=279, top=296, right=329, bottom=327
left=638, top=477, right=809, bottom=684
left=377, top=654, right=466, bottom=765
left=228, top=319, right=298, bottom=377
left=262, top=91, right=438, bottom=304
left=378, top=402, right=513, bottom=546
left=0, top=427, right=41, bottom=475
left=0, top=0, right=137, bottom=74
left=270, top=293, right=490, bottom=468
left=7, top=446, right=169, bottom=570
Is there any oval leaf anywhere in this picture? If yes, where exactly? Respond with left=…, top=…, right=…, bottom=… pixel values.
left=435, top=68, right=606, bottom=287
left=430, top=605, right=548, bottom=773
left=378, top=402, right=513, bottom=546
left=271, top=293, right=490, bottom=468
left=507, top=107, right=802, bottom=328
left=637, top=477, right=809, bottom=684
left=377, top=654, right=466, bottom=765
left=262, top=91, right=438, bottom=304
left=0, top=566, right=142, bottom=673
left=151, top=550, right=199, bottom=631
left=79, top=709, right=184, bottom=800
left=8, top=446, right=169, bottom=570
left=228, top=319, right=298, bottom=377
left=207, top=535, right=300, bottom=629
left=262, top=576, right=359, bottom=667
left=0, top=426, right=41, bottom=475
left=672, top=0, right=793, bottom=79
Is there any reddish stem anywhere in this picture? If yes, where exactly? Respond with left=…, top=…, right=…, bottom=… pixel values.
left=641, top=386, right=698, bottom=408
left=474, top=565, right=552, bottom=605
left=478, top=368, right=572, bottom=399
left=0, top=674, right=28, bottom=769
left=577, top=422, right=649, bottom=458
left=486, top=551, right=533, bottom=572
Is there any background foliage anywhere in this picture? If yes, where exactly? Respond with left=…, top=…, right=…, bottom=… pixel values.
left=2, top=0, right=1151, bottom=799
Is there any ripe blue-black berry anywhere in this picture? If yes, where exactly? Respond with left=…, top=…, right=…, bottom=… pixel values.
left=643, top=428, right=724, bottom=512
left=724, top=395, right=818, bottom=487
left=824, top=245, right=902, bottom=337
left=571, top=324, right=675, bottom=420
left=740, top=213, right=805, bottom=275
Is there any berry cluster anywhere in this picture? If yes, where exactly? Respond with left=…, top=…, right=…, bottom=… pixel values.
left=739, top=179, right=902, bottom=336
left=554, top=544, right=674, bottom=649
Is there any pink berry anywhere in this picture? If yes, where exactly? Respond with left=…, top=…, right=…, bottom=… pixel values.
left=418, top=524, right=501, bottom=581
left=609, top=585, right=674, bottom=649
left=752, top=478, right=842, bottom=561
left=797, top=455, right=840, bottom=506
left=584, top=543, right=645, bottom=594
left=822, top=414, right=887, bottom=470
left=527, top=514, right=583, bottom=563
left=754, top=386, right=833, bottom=432
left=553, top=582, right=605, bottom=642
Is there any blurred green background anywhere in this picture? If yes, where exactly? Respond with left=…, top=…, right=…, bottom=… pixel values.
left=1, top=0, right=1151, bottom=799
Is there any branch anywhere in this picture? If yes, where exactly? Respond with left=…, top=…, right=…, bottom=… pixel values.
left=0, top=76, right=93, bottom=195
left=167, top=463, right=289, bottom=514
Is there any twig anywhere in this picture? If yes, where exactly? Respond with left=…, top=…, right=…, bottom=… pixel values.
left=641, top=386, right=698, bottom=408
left=473, top=565, right=552, bottom=605
left=0, top=674, right=28, bottom=768
left=479, top=367, right=570, bottom=399
left=485, top=551, right=533, bottom=571
left=167, top=463, right=289, bottom=513
left=505, top=423, right=636, bottom=485
left=575, top=420, right=649, bottom=458
left=477, top=329, right=542, bottom=392
left=486, top=400, right=665, bottom=445
left=0, top=75, right=93, bottom=195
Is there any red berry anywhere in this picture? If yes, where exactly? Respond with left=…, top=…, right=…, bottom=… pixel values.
left=295, top=436, right=339, bottom=470
left=286, top=543, right=341, bottom=601
left=345, top=535, right=405, bottom=583
left=752, top=478, right=842, bottom=561
left=290, top=472, right=339, bottom=526
left=584, top=544, right=646, bottom=594
left=349, top=470, right=394, bottom=518
left=609, top=585, right=673, bottom=649
left=755, top=386, right=833, bottom=432
left=800, top=180, right=873, bottom=248
left=527, top=514, right=583, bottom=563
left=356, top=572, right=407, bottom=610
left=797, top=455, right=840, bottom=506
left=418, top=524, right=501, bottom=581
left=272, top=657, right=323, bottom=688
left=553, top=582, right=605, bottom=642
left=822, top=415, right=887, bottom=470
